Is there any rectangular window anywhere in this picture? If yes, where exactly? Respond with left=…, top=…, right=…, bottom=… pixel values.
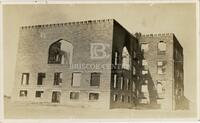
left=113, top=74, right=117, bottom=88
left=35, top=91, right=44, bottom=98
left=89, top=93, right=99, bottom=100
left=141, top=43, right=149, bottom=52
left=133, top=66, right=136, bottom=75
left=142, top=70, right=148, bottom=75
left=114, top=51, right=118, bottom=65
left=158, top=41, right=166, bottom=52
left=113, top=94, right=118, bottom=102
left=70, top=92, right=79, bottom=100
left=157, top=61, right=166, bottom=74
left=37, top=73, right=45, bottom=85
left=19, top=90, right=27, bottom=97
left=21, top=73, right=29, bottom=85
left=72, top=72, right=81, bottom=87
left=132, top=81, right=135, bottom=92
left=52, top=91, right=61, bottom=103
left=90, top=73, right=100, bottom=86
left=141, top=84, right=148, bottom=93
left=142, top=60, right=148, bottom=66
left=54, top=72, right=62, bottom=85
left=157, top=80, right=166, bottom=93
left=120, top=77, right=124, bottom=90
left=126, top=79, right=130, bottom=90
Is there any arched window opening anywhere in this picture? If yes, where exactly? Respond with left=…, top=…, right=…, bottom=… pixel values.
left=122, top=47, right=131, bottom=70
left=48, top=39, right=73, bottom=65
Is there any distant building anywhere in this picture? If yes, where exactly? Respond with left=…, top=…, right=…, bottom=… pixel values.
left=136, top=33, right=184, bottom=110
left=12, top=19, right=184, bottom=110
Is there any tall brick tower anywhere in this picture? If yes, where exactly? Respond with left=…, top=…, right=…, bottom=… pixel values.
left=136, top=33, right=184, bottom=110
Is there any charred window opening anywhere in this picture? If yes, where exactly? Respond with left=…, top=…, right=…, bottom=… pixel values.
left=37, top=73, right=45, bottom=85
left=120, top=77, right=124, bottom=90
left=48, top=39, right=73, bottom=64
left=70, top=92, right=79, bottom=100
left=52, top=91, right=61, bottom=103
left=54, top=72, right=62, bottom=85
left=114, top=51, right=119, bottom=65
left=19, top=90, right=27, bottom=97
left=113, top=74, right=117, bottom=89
left=113, top=94, right=118, bottom=102
left=122, top=47, right=131, bottom=70
left=35, top=91, right=44, bottom=98
left=90, top=73, right=100, bottom=86
left=89, top=93, right=99, bottom=100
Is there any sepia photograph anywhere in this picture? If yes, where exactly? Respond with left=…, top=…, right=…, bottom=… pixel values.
left=2, top=1, right=199, bottom=120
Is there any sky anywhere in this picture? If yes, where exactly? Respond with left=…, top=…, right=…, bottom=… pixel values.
left=3, top=3, right=197, bottom=106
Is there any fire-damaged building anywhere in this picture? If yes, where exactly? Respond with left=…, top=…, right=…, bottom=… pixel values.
left=12, top=19, right=185, bottom=110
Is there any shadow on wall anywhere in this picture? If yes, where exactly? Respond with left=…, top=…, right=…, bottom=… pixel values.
left=137, top=70, right=161, bottom=110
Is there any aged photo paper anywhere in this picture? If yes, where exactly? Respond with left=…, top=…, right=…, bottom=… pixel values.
left=2, top=0, right=199, bottom=121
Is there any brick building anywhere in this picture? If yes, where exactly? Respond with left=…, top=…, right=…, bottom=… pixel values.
left=12, top=19, right=140, bottom=109
left=12, top=19, right=184, bottom=110
left=135, top=33, right=184, bottom=110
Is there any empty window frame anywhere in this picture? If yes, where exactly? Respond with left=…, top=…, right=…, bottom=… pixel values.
left=19, top=90, right=27, bottom=97
left=37, top=73, right=45, bottom=85
left=48, top=39, right=73, bottom=64
left=89, top=93, right=99, bottom=100
left=126, top=79, right=130, bottom=90
left=141, top=43, right=149, bottom=52
left=52, top=91, right=61, bottom=103
left=142, top=70, right=148, bottom=75
left=90, top=73, right=100, bottom=86
left=72, top=72, right=81, bottom=87
left=133, top=66, right=136, bottom=75
left=122, top=47, right=131, bottom=70
left=141, top=84, right=148, bottom=93
left=114, top=51, right=119, bottom=65
left=120, top=77, right=124, bottom=90
left=113, top=74, right=117, bottom=89
left=54, top=72, right=63, bottom=85
left=156, top=80, right=166, bottom=93
left=157, top=61, right=167, bottom=74
left=70, top=92, right=79, bottom=100
left=21, top=73, right=29, bottom=85
left=158, top=41, right=166, bottom=52
left=35, top=91, right=44, bottom=98
left=142, top=60, right=148, bottom=66
left=113, top=94, right=118, bottom=102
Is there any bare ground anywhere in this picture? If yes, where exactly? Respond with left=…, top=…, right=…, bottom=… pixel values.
left=4, top=97, right=197, bottom=119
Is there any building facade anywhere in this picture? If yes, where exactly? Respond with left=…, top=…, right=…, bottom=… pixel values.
left=12, top=19, right=140, bottom=109
left=12, top=19, right=184, bottom=110
left=135, top=33, right=184, bottom=110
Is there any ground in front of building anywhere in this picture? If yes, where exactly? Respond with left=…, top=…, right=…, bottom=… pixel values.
left=4, top=97, right=196, bottom=119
